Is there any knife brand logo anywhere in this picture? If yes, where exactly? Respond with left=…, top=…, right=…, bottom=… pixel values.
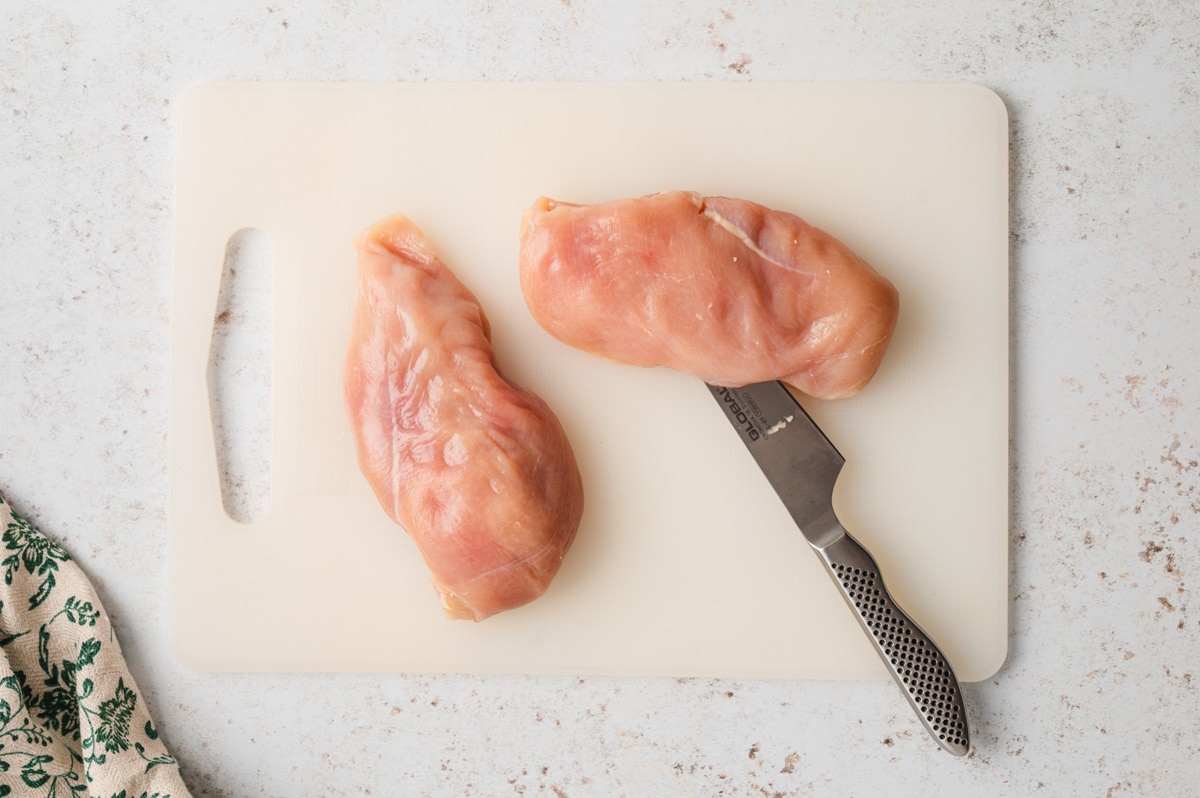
left=717, top=387, right=761, bottom=441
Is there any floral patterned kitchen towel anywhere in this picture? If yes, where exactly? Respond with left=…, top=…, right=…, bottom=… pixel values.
left=0, top=494, right=191, bottom=797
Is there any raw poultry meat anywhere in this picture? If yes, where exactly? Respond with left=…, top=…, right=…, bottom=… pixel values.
left=519, top=191, right=900, bottom=399
left=344, top=214, right=584, bottom=621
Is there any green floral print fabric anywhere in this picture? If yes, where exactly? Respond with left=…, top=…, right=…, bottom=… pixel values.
left=0, top=494, right=191, bottom=797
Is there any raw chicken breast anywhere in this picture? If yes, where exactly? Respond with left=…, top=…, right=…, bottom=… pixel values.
left=344, top=214, right=584, bottom=621
left=519, top=191, right=900, bottom=399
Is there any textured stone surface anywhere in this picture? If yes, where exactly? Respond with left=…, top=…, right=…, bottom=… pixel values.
left=1, top=1, right=1198, bottom=795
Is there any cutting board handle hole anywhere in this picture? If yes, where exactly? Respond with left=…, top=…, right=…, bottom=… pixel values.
left=207, top=228, right=274, bottom=525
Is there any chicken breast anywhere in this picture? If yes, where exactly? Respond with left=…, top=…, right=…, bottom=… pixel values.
left=344, top=214, right=584, bottom=621
left=519, top=191, right=900, bottom=399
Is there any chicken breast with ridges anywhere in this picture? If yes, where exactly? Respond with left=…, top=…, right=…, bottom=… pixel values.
left=344, top=214, right=584, bottom=621
left=518, top=191, right=899, bottom=399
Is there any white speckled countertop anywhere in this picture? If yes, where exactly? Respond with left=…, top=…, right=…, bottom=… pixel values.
left=2, top=2, right=1198, bottom=795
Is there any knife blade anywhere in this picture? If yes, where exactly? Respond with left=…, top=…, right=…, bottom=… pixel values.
left=706, top=380, right=970, bottom=756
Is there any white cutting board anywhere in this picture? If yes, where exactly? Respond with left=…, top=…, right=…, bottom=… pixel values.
left=170, top=82, right=1008, bottom=680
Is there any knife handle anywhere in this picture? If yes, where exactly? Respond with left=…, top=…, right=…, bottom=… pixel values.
left=817, top=532, right=971, bottom=756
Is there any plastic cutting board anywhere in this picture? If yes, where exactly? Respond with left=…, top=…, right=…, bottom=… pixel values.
left=170, top=82, right=1009, bottom=679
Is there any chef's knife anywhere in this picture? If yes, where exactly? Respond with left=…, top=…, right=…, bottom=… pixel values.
left=706, top=380, right=970, bottom=756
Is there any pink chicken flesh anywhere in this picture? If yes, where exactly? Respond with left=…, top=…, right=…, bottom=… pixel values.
left=344, top=214, right=584, bottom=621
left=519, top=191, right=900, bottom=399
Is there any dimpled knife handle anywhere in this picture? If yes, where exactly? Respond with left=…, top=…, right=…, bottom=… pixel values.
left=818, top=532, right=970, bottom=756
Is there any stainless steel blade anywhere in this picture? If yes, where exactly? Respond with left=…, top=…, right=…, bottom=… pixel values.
left=706, top=380, right=971, bottom=756
left=705, top=382, right=845, bottom=547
